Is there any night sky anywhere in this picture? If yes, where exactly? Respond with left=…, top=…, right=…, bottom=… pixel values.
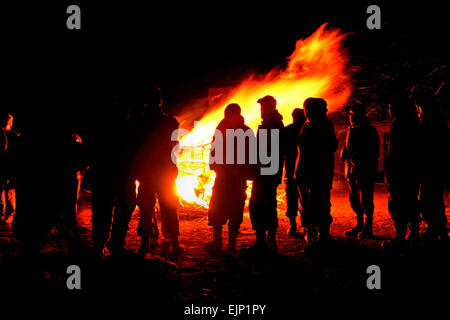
left=2, top=1, right=448, bottom=132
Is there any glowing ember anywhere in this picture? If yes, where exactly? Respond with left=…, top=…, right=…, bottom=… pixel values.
left=175, top=23, right=352, bottom=208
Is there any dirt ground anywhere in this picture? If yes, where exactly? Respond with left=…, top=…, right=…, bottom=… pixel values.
left=0, top=184, right=449, bottom=316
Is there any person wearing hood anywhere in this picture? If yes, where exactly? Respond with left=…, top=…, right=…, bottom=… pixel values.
left=296, top=97, right=338, bottom=243
left=207, top=103, right=255, bottom=252
left=248, top=95, right=285, bottom=253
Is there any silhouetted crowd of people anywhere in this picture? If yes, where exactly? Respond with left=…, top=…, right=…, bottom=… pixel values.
left=0, top=87, right=448, bottom=259
left=207, top=91, right=448, bottom=254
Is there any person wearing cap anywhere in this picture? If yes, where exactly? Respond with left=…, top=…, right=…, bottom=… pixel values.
left=414, top=90, right=449, bottom=241
left=341, top=104, right=379, bottom=238
left=248, top=95, right=285, bottom=253
left=206, top=103, right=255, bottom=252
left=283, top=108, right=306, bottom=236
left=296, top=97, right=338, bottom=243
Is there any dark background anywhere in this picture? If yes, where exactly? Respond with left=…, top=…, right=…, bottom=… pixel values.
left=0, top=1, right=448, bottom=315
left=2, top=1, right=448, bottom=130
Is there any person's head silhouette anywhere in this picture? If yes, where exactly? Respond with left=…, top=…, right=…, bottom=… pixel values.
left=257, top=95, right=277, bottom=120
left=349, top=103, right=366, bottom=126
left=303, top=97, right=327, bottom=122
left=292, top=108, right=305, bottom=124
left=224, top=103, right=241, bottom=119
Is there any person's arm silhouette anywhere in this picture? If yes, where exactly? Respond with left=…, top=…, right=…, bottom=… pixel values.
left=0, top=127, right=7, bottom=152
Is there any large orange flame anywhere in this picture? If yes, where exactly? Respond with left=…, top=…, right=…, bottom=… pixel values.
left=175, top=23, right=352, bottom=208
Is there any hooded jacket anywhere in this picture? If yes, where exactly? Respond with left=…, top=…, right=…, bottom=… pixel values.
left=209, top=114, right=254, bottom=181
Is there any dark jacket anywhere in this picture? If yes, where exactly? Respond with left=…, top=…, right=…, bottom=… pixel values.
left=132, top=108, right=179, bottom=181
left=209, top=115, right=255, bottom=181
left=0, top=130, right=19, bottom=176
left=341, top=119, right=379, bottom=181
left=296, top=116, right=338, bottom=189
left=254, top=110, right=285, bottom=184
left=384, top=114, right=420, bottom=187
left=0, top=128, right=6, bottom=152
left=284, top=120, right=305, bottom=179
left=418, top=112, right=449, bottom=185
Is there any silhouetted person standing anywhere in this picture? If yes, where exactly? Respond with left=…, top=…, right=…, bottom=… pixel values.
left=384, top=95, right=421, bottom=244
left=296, top=98, right=337, bottom=243
left=0, top=113, right=19, bottom=223
left=341, top=104, right=379, bottom=238
left=0, top=115, right=9, bottom=223
left=133, top=87, right=181, bottom=255
left=207, top=104, right=255, bottom=252
left=61, top=132, right=85, bottom=237
left=91, top=94, right=136, bottom=256
left=284, top=108, right=306, bottom=236
left=12, top=105, right=66, bottom=259
left=248, top=95, right=284, bottom=253
left=415, top=91, right=449, bottom=240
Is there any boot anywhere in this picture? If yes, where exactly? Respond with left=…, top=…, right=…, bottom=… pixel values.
left=345, top=215, right=364, bottom=237
left=244, top=230, right=267, bottom=254
left=382, top=223, right=408, bottom=249
left=359, top=215, right=374, bottom=238
left=205, top=226, right=222, bottom=252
